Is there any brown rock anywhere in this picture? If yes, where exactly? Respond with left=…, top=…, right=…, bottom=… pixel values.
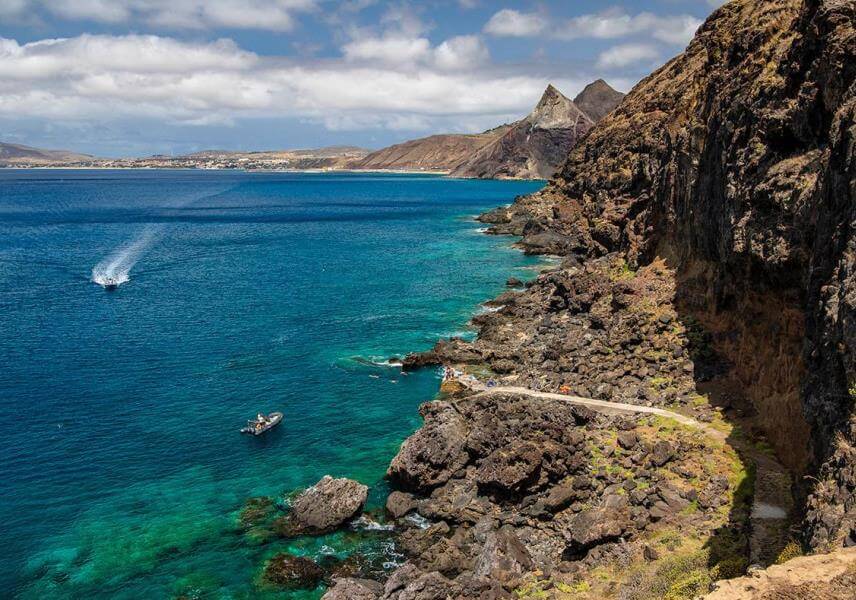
left=263, top=554, right=323, bottom=589
left=386, top=491, right=417, bottom=519
left=281, top=476, right=368, bottom=535
left=321, top=578, right=382, bottom=600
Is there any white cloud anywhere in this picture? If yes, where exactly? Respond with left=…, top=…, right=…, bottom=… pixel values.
left=342, top=35, right=432, bottom=65
left=0, top=33, right=570, bottom=133
left=433, top=35, right=489, bottom=70
left=483, top=9, right=548, bottom=37
left=1, top=0, right=318, bottom=31
left=486, top=7, right=701, bottom=47
left=596, top=43, right=660, bottom=68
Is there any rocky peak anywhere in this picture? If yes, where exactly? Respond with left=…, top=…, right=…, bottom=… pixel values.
left=530, top=84, right=592, bottom=130
left=450, top=84, right=594, bottom=179
left=573, top=79, right=625, bottom=122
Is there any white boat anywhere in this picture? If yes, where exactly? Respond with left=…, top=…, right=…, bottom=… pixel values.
left=240, top=412, right=283, bottom=436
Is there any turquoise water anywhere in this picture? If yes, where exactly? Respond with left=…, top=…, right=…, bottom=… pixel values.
left=0, top=170, right=543, bottom=599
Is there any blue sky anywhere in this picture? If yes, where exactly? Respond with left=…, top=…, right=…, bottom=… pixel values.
left=0, top=0, right=724, bottom=156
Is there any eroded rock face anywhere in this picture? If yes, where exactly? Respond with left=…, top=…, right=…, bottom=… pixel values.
left=387, top=402, right=469, bottom=493
left=384, top=391, right=739, bottom=594
left=379, top=0, right=854, bottom=595
left=281, top=476, right=368, bottom=535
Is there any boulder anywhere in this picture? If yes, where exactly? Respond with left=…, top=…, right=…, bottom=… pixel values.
left=321, top=578, right=382, bottom=600
left=506, top=277, right=523, bottom=287
left=563, top=507, right=627, bottom=560
left=650, top=441, right=675, bottom=467
left=284, top=476, right=368, bottom=535
left=476, top=441, right=543, bottom=494
left=263, top=553, right=323, bottom=589
left=472, top=527, right=534, bottom=589
left=617, top=431, right=639, bottom=450
left=394, top=571, right=458, bottom=600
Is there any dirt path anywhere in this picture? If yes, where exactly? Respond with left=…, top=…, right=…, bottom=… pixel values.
left=470, top=385, right=726, bottom=440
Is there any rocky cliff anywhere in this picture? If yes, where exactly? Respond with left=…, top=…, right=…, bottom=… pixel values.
left=451, top=85, right=597, bottom=180
left=479, top=0, right=855, bottom=551
left=357, top=0, right=856, bottom=598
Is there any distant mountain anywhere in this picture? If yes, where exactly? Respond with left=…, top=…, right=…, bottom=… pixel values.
left=352, top=80, right=624, bottom=180
left=349, top=129, right=511, bottom=172
left=181, top=146, right=367, bottom=160
left=0, top=142, right=92, bottom=165
left=573, top=79, right=625, bottom=122
left=450, top=85, right=595, bottom=180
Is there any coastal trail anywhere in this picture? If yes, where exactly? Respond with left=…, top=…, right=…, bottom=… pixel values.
left=467, top=385, right=793, bottom=566
left=468, top=385, right=727, bottom=440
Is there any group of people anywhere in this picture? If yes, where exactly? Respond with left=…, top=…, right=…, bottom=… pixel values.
left=442, top=366, right=497, bottom=389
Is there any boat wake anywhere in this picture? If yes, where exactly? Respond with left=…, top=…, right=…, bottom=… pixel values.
left=91, top=228, right=158, bottom=289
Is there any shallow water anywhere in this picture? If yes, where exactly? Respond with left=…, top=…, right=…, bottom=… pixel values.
left=0, top=170, right=544, bottom=598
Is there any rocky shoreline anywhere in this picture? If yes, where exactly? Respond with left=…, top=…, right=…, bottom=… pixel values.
left=239, top=0, right=856, bottom=597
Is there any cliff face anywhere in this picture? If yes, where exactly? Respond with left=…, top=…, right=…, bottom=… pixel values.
left=451, top=85, right=596, bottom=180
left=484, top=0, right=855, bottom=550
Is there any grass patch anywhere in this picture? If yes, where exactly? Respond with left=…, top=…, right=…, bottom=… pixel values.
left=514, top=580, right=550, bottom=600
left=609, top=259, right=636, bottom=281
left=556, top=580, right=591, bottom=594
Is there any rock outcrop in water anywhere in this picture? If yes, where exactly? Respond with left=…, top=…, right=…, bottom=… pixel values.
left=277, top=475, right=369, bottom=536
left=375, top=0, right=856, bottom=596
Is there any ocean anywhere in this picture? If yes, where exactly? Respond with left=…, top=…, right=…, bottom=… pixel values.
left=0, top=170, right=544, bottom=599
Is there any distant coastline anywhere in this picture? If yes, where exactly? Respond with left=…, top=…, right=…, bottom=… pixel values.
left=0, top=165, right=547, bottom=181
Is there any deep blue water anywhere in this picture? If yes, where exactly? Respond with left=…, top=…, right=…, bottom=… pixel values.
left=0, top=170, right=544, bottom=599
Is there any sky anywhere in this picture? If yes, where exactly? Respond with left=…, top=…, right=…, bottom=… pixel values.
left=0, top=0, right=725, bottom=156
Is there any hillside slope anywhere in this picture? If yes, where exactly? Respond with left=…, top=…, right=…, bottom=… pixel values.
left=0, top=142, right=91, bottom=165
left=348, top=129, right=509, bottom=172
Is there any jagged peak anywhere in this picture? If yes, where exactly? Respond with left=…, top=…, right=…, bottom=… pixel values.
left=536, top=84, right=568, bottom=109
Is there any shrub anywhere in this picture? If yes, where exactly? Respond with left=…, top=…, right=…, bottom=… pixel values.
left=775, top=540, right=803, bottom=565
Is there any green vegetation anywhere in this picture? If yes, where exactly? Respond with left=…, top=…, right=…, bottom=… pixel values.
left=609, top=259, right=637, bottom=281
left=556, top=580, right=591, bottom=594
left=514, top=579, right=550, bottom=600
left=621, top=549, right=711, bottom=600
left=775, top=540, right=803, bottom=564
